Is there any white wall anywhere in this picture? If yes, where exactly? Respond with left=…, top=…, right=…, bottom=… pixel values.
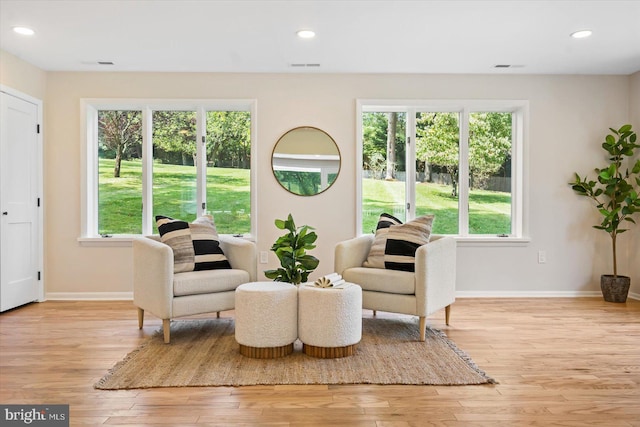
left=0, top=50, right=47, bottom=100
left=629, top=71, right=640, bottom=295
left=2, top=50, right=637, bottom=298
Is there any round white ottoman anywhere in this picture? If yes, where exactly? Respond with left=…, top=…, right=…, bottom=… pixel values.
left=298, top=283, right=362, bottom=358
left=235, top=282, right=298, bottom=358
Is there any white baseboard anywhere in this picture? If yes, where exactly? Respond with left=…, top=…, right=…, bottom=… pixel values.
left=45, top=292, right=133, bottom=301
left=44, top=290, right=639, bottom=301
left=457, top=290, right=639, bottom=300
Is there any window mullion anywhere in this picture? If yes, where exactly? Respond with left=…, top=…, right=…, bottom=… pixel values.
left=406, top=109, right=416, bottom=220
left=458, top=109, right=470, bottom=236
left=196, top=107, right=206, bottom=217
left=142, top=107, right=153, bottom=235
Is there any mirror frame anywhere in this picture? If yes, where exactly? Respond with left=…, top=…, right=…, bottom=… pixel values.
left=271, top=126, right=341, bottom=196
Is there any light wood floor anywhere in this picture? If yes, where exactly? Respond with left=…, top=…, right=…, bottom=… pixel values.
left=1, top=298, right=638, bottom=426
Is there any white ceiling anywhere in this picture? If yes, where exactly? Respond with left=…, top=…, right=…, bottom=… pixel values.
left=1, top=0, right=639, bottom=75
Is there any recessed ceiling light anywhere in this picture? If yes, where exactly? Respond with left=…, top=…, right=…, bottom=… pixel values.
left=570, top=30, right=592, bottom=39
left=12, top=26, right=35, bottom=36
left=296, top=29, right=316, bottom=39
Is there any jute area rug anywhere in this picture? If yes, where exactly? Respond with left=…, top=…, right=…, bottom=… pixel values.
left=95, top=317, right=495, bottom=390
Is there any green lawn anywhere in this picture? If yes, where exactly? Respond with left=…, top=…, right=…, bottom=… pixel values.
left=99, top=159, right=510, bottom=236
left=362, top=178, right=511, bottom=235
left=98, top=159, right=250, bottom=235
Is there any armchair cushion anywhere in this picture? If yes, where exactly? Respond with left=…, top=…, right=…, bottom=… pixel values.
left=173, top=269, right=251, bottom=297
left=342, top=267, right=415, bottom=295
left=384, top=214, right=434, bottom=272
left=156, top=215, right=231, bottom=273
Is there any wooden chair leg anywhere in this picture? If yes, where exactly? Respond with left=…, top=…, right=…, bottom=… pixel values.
left=163, top=319, right=171, bottom=344
left=419, top=316, right=426, bottom=341
left=445, top=305, right=451, bottom=326
left=137, top=307, right=144, bottom=329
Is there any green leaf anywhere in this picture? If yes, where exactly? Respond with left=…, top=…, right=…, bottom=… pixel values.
left=283, top=214, right=296, bottom=232
left=298, top=255, right=320, bottom=270
left=264, top=268, right=285, bottom=280
left=299, top=232, right=318, bottom=246
left=571, top=184, right=586, bottom=194
left=619, top=124, right=632, bottom=134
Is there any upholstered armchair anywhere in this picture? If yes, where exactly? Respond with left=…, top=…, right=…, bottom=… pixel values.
left=133, top=235, right=257, bottom=343
left=335, top=234, right=456, bottom=341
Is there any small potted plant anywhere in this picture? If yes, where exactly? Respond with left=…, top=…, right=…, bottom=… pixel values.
left=264, top=214, right=320, bottom=285
left=569, top=124, right=640, bottom=302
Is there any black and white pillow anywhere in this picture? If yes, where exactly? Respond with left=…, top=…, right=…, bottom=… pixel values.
left=156, top=215, right=231, bottom=273
left=384, top=215, right=434, bottom=272
left=362, top=213, right=403, bottom=268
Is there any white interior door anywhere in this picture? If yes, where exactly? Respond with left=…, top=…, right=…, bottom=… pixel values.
left=0, top=90, right=42, bottom=312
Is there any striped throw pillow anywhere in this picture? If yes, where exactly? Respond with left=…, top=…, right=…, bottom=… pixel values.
left=156, top=215, right=231, bottom=273
left=384, top=215, right=434, bottom=272
left=362, top=213, right=403, bottom=268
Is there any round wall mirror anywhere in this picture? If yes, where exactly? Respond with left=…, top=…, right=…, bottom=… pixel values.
left=271, top=127, right=341, bottom=196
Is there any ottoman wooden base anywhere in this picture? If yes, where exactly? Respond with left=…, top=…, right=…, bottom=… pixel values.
left=303, top=342, right=359, bottom=358
left=239, top=343, right=294, bottom=359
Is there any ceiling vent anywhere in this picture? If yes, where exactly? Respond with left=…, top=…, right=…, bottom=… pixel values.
left=289, top=63, right=321, bottom=68
left=494, top=64, right=525, bottom=69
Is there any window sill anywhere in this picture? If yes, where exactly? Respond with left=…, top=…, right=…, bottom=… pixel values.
left=77, top=237, right=135, bottom=247
left=454, top=236, right=531, bottom=247
left=77, top=234, right=256, bottom=248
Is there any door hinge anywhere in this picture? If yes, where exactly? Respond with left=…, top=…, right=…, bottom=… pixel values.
left=37, top=271, right=41, bottom=281
left=37, top=197, right=41, bottom=207
left=406, top=136, right=410, bottom=145
left=202, top=136, right=206, bottom=144
left=37, top=124, right=41, bottom=134
left=202, top=202, right=206, bottom=210
left=407, top=202, right=410, bottom=210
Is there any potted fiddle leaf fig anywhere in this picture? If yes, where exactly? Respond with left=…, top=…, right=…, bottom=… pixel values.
left=264, top=214, right=319, bottom=285
left=569, top=124, right=640, bottom=302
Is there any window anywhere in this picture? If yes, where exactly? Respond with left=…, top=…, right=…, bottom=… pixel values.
left=83, top=99, right=256, bottom=238
left=358, top=100, right=527, bottom=239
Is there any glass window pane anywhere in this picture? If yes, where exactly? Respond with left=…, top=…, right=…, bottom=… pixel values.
left=152, top=110, right=197, bottom=223
left=97, top=110, right=142, bottom=234
left=415, top=112, right=460, bottom=234
left=361, top=112, right=406, bottom=234
left=206, top=111, right=251, bottom=234
left=468, top=112, right=512, bottom=235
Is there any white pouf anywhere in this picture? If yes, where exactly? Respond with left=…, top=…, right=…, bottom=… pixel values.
left=235, top=281, right=298, bottom=358
left=298, top=283, right=362, bottom=358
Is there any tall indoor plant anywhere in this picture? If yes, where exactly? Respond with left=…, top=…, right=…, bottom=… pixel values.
left=264, top=214, right=319, bottom=285
left=569, top=124, right=640, bottom=302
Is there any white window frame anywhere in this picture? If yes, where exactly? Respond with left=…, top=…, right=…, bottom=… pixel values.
left=356, top=99, right=529, bottom=245
left=79, top=98, right=257, bottom=246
